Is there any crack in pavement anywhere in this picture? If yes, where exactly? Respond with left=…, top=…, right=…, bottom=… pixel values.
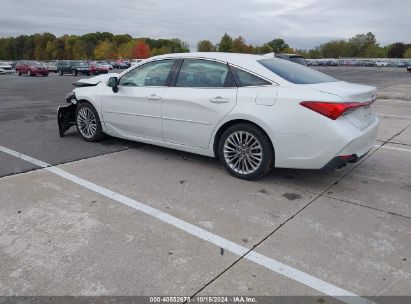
left=322, top=195, right=411, bottom=221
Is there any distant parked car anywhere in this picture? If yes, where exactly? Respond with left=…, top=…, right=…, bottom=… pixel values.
left=397, top=61, right=407, bottom=68
left=0, top=61, right=13, bottom=74
left=110, top=60, right=129, bottom=69
left=97, top=61, right=113, bottom=70
left=316, top=59, right=338, bottom=66
left=407, top=66, right=411, bottom=72
left=15, top=61, right=49, bottom=76
left=375, top=60, right=388, bottom=67
left=361, top=60, right=376, bottom=67
left=89, top=63, right=109, bottom=75
left=342, top=60, right=356, bottom=66
left=45, top=61, right=58, bottom=73
left=57, top=60, right=91, bottom=76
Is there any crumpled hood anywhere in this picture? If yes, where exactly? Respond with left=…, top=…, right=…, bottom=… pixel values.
left=307, top=81, right=377, bottom=102
left=73, top=73, right=119, bottom=87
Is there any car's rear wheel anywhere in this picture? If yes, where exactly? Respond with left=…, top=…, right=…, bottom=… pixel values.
left=218, top=123, right=273, bottom=180
left=75, top=103, right=104, bottom=142
left=28, top=70, right=33, bottom=76
left=16, top=70, right=21, bottom=76
left=58, top=70, right=63, bottom=76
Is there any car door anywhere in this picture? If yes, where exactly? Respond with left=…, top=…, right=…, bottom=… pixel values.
left=21, top=62, right=29, bottom=74
left=101, top=59, right=176, bottom=141
left=230, top=66, right=278, bottom=106
left=161, top=59, right=237, bottom=148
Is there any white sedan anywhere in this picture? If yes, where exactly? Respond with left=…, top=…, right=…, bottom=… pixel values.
left=58, top=52, right=379, bottom=180
left=0, top=61, right=13, bottom=74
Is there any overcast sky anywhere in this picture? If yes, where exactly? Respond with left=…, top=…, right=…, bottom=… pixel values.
left=1, top=0, right=409, bottom=50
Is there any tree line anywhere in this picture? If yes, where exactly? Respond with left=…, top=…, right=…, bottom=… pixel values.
left=1, top=31, right=410, bottom=60
left=0, top=32, right=189, bottom=60
left=198, top=32, right=411, bottom=59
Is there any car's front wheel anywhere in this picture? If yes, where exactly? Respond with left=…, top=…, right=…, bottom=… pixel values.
left=218, top=123, right=274, bottom=180
left=75, top=103, right=104, bottom=142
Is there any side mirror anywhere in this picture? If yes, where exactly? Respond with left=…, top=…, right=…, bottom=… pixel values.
left=107, top=76, right=119, bottom=93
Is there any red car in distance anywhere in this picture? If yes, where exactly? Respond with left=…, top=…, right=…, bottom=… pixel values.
left=89, top=63, right=110, bottom=75
left=15, top=61, right=49, bottom=76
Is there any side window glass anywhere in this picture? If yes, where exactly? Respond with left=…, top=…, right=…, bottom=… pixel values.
left=232, top=67, right=271, bottom=87
left=176, top=59, right=232, bottom=88
left=119, top=59, right=175, bottom=87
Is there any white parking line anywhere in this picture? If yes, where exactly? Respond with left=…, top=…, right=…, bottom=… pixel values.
left=0, top=145, right=374, bottom=304
left=377, top=113, right=411, bottom=120
left=374, top=144, right=411, bottom=153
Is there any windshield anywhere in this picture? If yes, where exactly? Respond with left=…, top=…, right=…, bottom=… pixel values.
left=258, top=59, right=338, bottom=84
left=71, top=61, right=88, bottom=67
left=30, top=61, right=43, bottom=67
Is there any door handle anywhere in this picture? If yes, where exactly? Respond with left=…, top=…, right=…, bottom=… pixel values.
left=146, top=94, right=162, bottom=100
left=209, top=96, right=229, bottom=104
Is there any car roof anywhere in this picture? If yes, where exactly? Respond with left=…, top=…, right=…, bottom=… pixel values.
left=153, top=52, right=262, bottom=63
left=149, top=52, right=289, bottom=84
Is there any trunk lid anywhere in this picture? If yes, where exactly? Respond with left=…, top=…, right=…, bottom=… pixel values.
left=308, top=81, right=377, bottom=129
left=307, top=81, right=377, bottom=102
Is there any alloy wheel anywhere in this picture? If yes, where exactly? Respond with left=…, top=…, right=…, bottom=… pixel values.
left=223, top=131, right=263, bottom=175
left=77, top=107, right=97, bottom=139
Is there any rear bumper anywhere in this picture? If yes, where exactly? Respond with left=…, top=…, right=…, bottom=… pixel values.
left=322, top=149, right=370, bottom=170
left=273, top=116, right=380, bottom=169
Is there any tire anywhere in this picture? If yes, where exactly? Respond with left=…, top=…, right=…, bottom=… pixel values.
left=218, top=123, right=274, bottom=180
left=43, top=73, right=49, bottom=77
left=58, top=70, right=63, bottom=76
left=75, top=102, right=104, bottom=142
left=16, top=70, right=21, bottom=76
left=72, top=70, right=76, bottom=76
left=28, top=70, right=33, bottom=76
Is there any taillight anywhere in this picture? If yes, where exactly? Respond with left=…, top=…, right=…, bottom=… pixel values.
left=300, top=101, right=373, bottom=120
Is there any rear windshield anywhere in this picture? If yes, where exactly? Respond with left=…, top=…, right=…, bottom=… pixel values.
left=287, top=56, right=307, bottom=66
left=258, top=59, right=338, bottom=84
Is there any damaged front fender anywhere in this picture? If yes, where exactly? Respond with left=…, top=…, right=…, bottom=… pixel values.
left=57, top=103, right=76, bottom=137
